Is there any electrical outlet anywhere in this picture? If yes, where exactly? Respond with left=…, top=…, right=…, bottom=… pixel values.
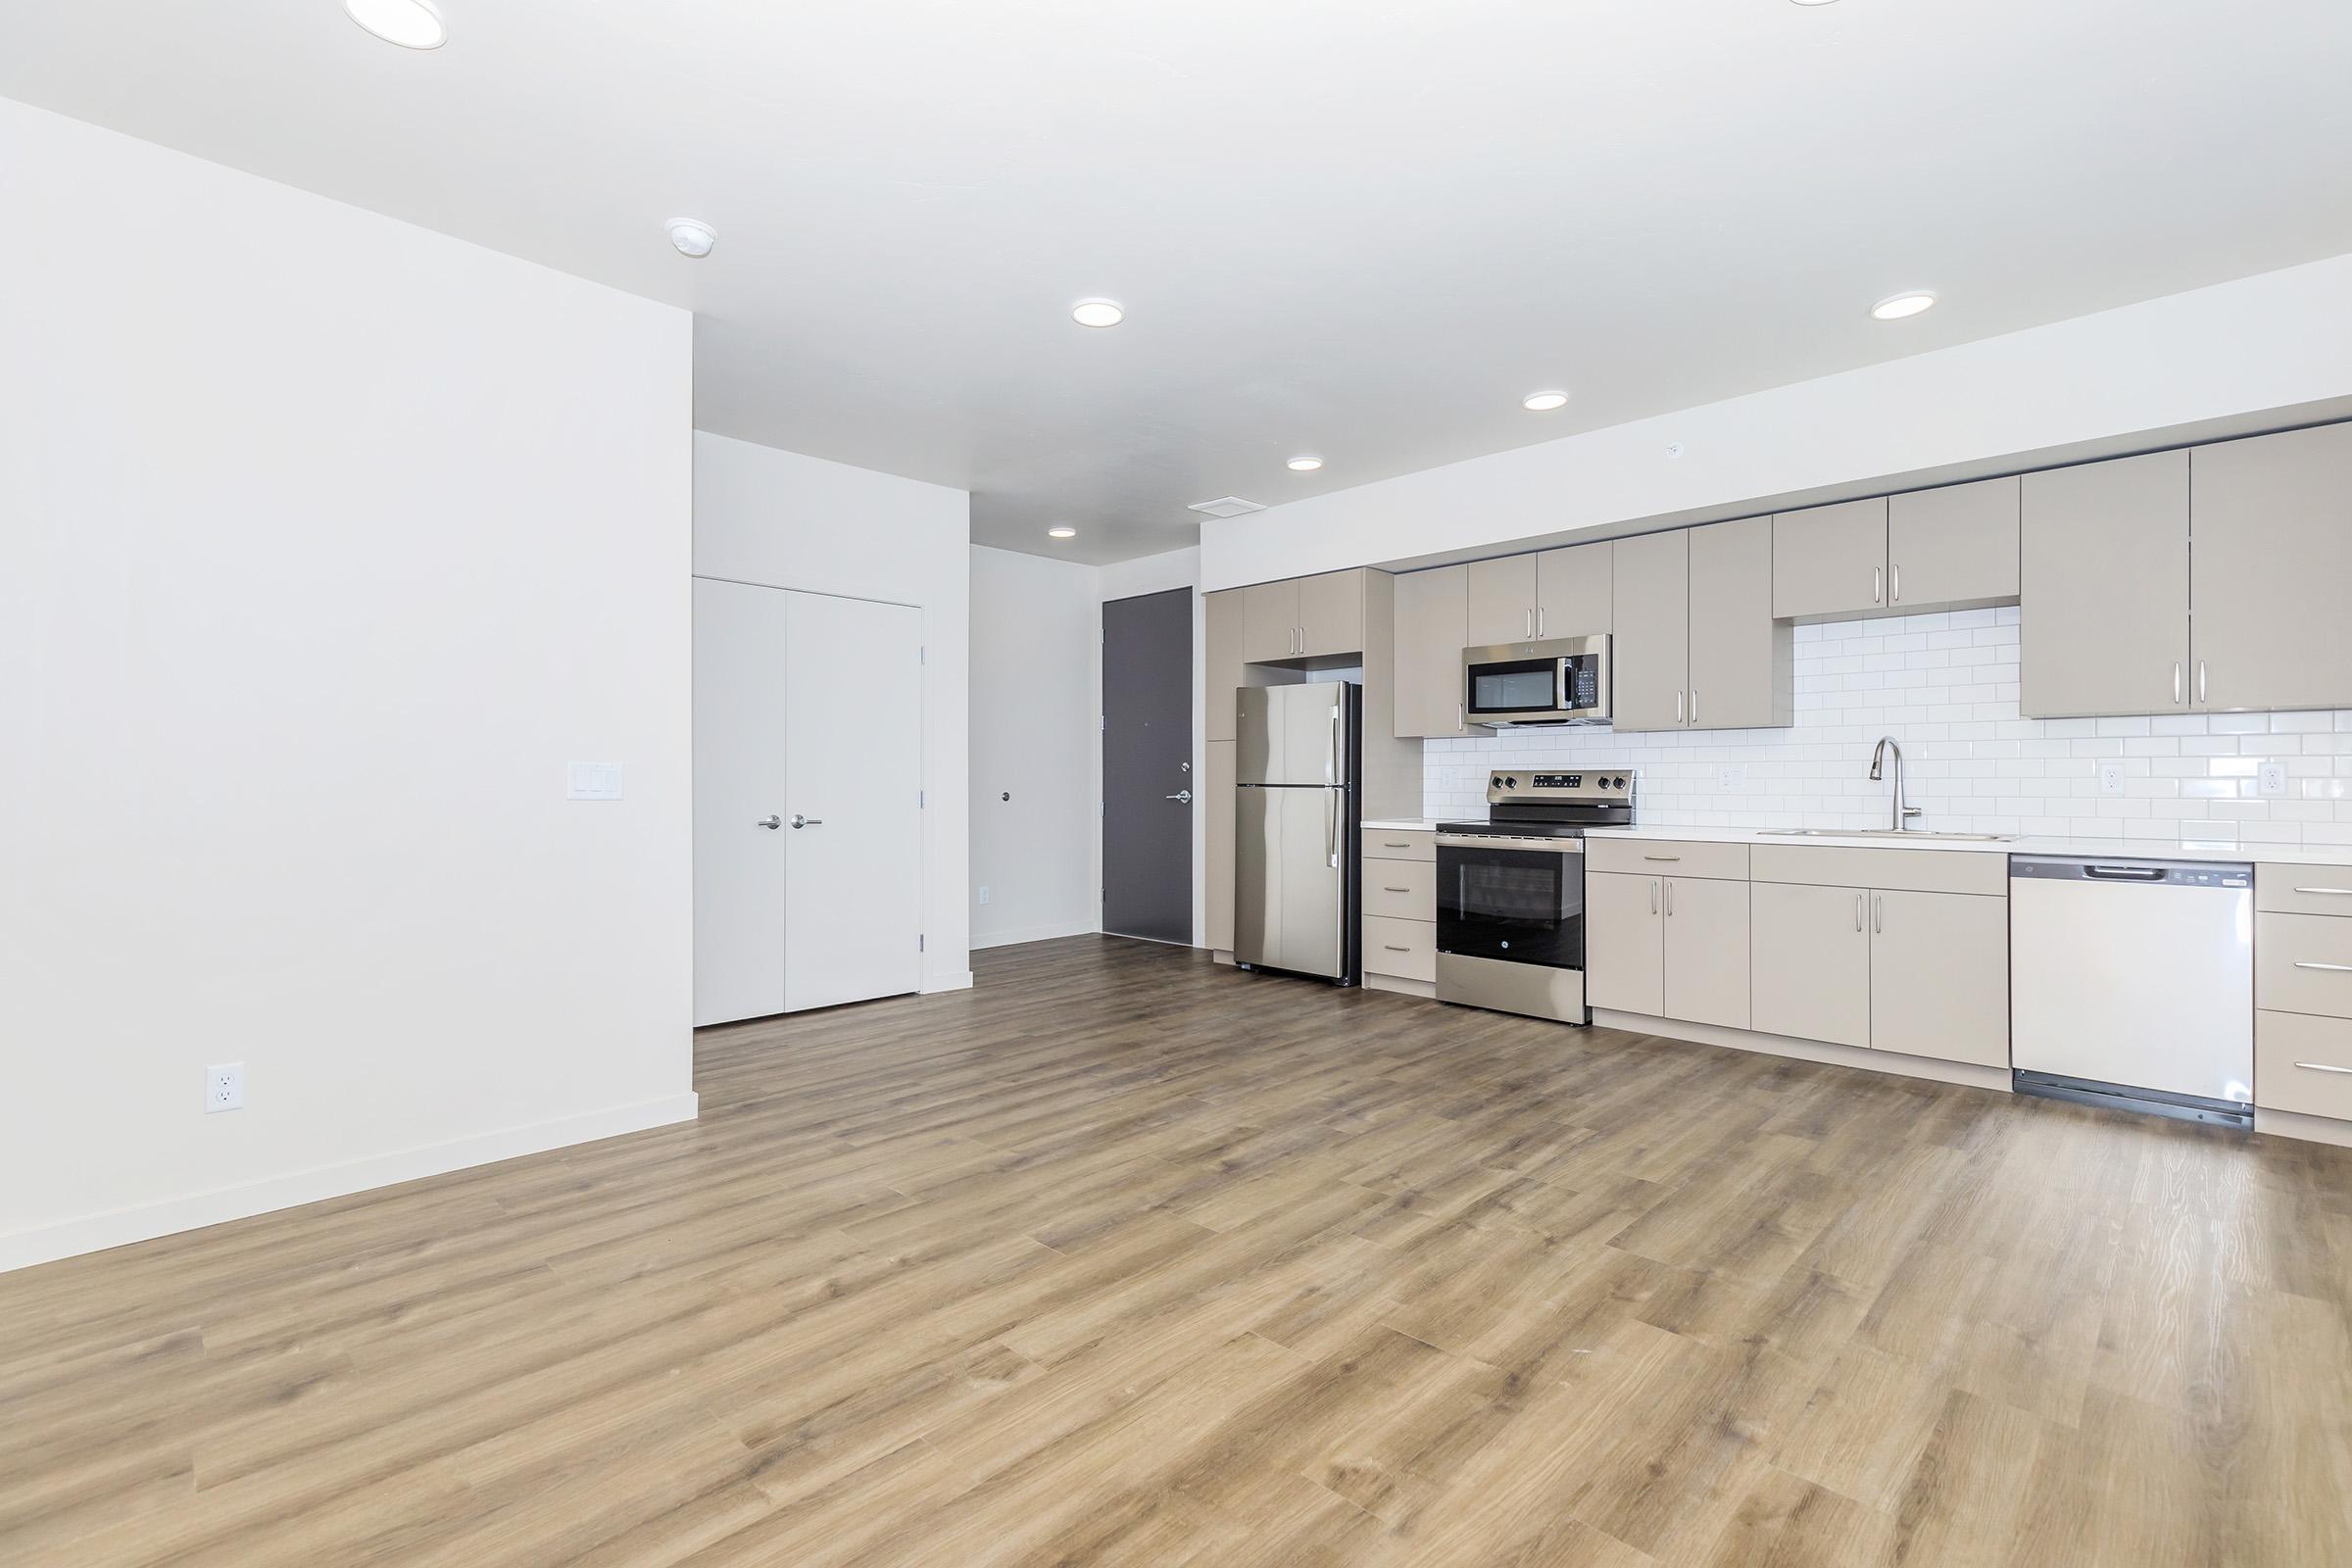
left=977, top=885, right=991, bottom=906
left=2257, top=761, right=2288, bottom=798
left=206, top=1062, right=245, bottom=1113
left=1718, top=764, right=1747, bottom=793
left=2098, top=760, right=2126, bottom=798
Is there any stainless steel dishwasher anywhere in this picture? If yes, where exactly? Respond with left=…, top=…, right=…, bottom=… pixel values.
left=2010, top=857, right=2255, bottom=1128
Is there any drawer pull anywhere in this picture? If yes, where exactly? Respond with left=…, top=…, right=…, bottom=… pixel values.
left=2291, top=961, right=2352, bottom=973
left=1642, top=855, right=1682, bottom=862
left=1382, top=886, right=1411, bottom=894
left=1383, top=945, right=1412, bottom=954
left=2292, top=887, right=2352, bottom=897
left=1382, top=842, right=1412, bottom=849
left=2294, top=1060, right=2352, bottom=1075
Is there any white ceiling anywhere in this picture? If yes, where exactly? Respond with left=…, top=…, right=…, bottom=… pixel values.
left=7, top=2, right=2351, bottom=564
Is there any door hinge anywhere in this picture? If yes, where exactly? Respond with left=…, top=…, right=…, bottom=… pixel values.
left=1101, top=715, right=1106, bottom=731
left=919, top=645, right=926, bottom=665
left=919, top=933, right=925, bottom=952
left=919, top=789, right=925, bottom=808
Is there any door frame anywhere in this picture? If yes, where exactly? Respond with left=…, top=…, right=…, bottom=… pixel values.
left=1094, top=575, right=1204, bottom=948
left=1100, top=585, right=1196, bottom=946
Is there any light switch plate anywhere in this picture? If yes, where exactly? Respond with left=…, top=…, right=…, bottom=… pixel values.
left=2257, top=761, right=2288, bottom=798
left=567, top=761, right=625, bottom=801
left=2098, top=761, right=2126, bottom=798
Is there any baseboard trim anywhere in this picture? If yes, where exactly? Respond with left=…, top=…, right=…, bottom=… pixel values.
left=971, top=919, right=1099, bottom=951
left=1365, top=973, right=1437, bottom=999
left=2256, top=1106, right=2352, bottom=1149
left=1592, top=1009, right=2011, bottom=1094
left=921, top=969, right=976, bottom=994
left=0, top=1091, right=701, bottom=1276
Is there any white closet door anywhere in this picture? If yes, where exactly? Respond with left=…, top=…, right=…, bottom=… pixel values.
left=781, top=590, right=924, bottom=1011
left=693, top=578, right=792, bottom=1026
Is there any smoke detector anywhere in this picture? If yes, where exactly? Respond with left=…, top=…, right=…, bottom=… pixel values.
left=1187, top=496, right=1267, bottom=519
left=666, top=219, right=717, bottom=259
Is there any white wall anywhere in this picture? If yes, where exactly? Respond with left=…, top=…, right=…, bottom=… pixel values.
left=693, top=432, right=972, bottom=991
left=0, top=99, right=696, bottom=1272
left=1428, top=608, right=2352, bottom=850
left=970, top=547, right=1099, bottom=947
left=1203, top=252, right=2352, bottom=592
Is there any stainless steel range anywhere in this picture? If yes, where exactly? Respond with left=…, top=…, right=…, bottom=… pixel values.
left=1436, top=768, right=1635, bottom=1024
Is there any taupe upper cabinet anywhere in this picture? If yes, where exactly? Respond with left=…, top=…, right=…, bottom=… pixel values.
left=1536, top=542, right=1613, bottom=639
left=1464, top=556, right=1539, bottom=646
left=1394, top=565, right=1468, bottom=738
left=1888, top=476, right=2019, bottom=611
left=2190, top=423, right=2352, bottom=713
left=2020, top=451, right=2189, bottom=718
left=1687, top=517, right=1789, bottom=730
left=1773, top=498, right=1888, bottom=621
left=1239, top=579, right=1300, bottom=662
left=1205, top=589, right=1246, bottom=742
left=1611, top=530, right=1689, bottom=731
left=1297, top=568, right=1365, bottom=659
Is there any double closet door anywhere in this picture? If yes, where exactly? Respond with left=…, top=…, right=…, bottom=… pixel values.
left=694, top=579, right=923, bottom=1026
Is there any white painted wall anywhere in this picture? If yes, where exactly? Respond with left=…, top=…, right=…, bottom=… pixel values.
left=0, top=99, right=696, bottom=1272
left=1202, top=252, right=2352, bottom=592
left=970, top=547, right=1100, bottom=947
left=693, top=431, right=972, bottom=991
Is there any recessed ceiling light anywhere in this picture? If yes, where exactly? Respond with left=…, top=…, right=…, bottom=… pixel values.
left=1071, top=299, right=1125, bottom=328
left=665, top=219, right=716, bottom=259
left=1287, top=456, right=1324, bottom=472
left=343, top=0, right=446, bottom=49
left=1871, top=291, right=1938, bottom=320
left=1047, top=525, right=1077, bottom=539
left=1790, top=0, right=1841, bottom=7
left=1523, top=391, right=1570, bottom=412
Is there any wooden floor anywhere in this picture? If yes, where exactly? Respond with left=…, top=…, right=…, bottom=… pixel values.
left=5, top=936, right=2350, bottom=1566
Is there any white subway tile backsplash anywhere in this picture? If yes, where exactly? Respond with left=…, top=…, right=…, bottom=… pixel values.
left=1422, top=609, right=2345, bottom=847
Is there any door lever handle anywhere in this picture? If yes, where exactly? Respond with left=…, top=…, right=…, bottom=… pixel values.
left=791, top=814, right=823, bottom=828
left=756, top=815, right=782, bottom=830
left=1164, top=790, right=1194, bottom=804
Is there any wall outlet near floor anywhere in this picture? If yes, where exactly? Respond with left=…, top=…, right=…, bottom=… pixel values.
left=977, top=885, right=991, bottom=906
left=1718, top=764, right=1747, bottom=793
left=2098, top=760, right=2126, bottom=798
left=2258, top=761, right=2288, bottom=798
left=206, top=1062, right=245, bottom=1113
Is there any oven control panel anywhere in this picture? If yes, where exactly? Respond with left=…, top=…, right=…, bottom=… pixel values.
left=1486, top=769, right=1634, bottom=801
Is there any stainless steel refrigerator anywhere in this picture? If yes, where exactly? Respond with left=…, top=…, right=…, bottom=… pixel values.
left=1233, top=683, right=1360, bottom=984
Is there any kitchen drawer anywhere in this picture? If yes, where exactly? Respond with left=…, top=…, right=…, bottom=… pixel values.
left=1587, top=838, right=1749, bottom=882
left=2256, top=1010, right=2352, bottom=1119
left=1363, top=828, right=1435, bottom=863
left=2256, top=864, right=2352, bottom=917
left=1747, top=843, right=2007, bottom=897
left=2257, top=913, right=2352, bottom=1020
left=1363, top=915, right=1436, bottom=983
left=1363, top=858, right=1436, bottom=921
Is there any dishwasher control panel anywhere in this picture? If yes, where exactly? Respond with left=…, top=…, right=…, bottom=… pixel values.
left=2010, top=858, right=2250, bottom=889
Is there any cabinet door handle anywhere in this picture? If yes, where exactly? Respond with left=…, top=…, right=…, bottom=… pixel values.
left=1676, top=690, right=1686, bottom=724
left=1457, top=702, right=1465, bottom=733
left=1874, top=565, right=1884, bottom=605
left=1538, top=606, right=1546, bottom=637
left=2295, top=1060, right=2352, bottom=1075
left=1665, top=880, right=1675, bottom=917
left=1649, top=879, right=1659, bottom=914
left=1854, top=892, right=1863, bottom=932
left=1890, top=563, right=1900, bottom=604
left=2198, top=660, right=2208, bottom=703
left=1690, top=689, right=1698, bottom=726
left=1873, top=894, right=1884, bottom=934
left=2293, top=960, right=2352, bottom=973
left=1524, top=608, right=1535, bottom=639
left=2173, top=662, right=2182, bottom=705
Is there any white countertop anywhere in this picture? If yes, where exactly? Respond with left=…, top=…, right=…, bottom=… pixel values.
left=1577, top=822, right=2352, bottom=867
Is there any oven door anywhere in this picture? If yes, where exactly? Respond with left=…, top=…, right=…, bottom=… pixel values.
left=1437, top=835, right=1586, bottom=970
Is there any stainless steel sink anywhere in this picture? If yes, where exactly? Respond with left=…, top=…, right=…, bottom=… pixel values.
left=1756, top=828, right=2015, bottom=843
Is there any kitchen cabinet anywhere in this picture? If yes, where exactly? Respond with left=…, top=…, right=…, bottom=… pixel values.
left=1888, top=476, right=2019, bottom=610
left=1204, top=740, right=1235, bottom=951
left=1869, top=890, right=2009, bottom=1067
left=1393, top=565, right=1468, bottom=737
left=1537, top=542, right=1613, bottom=638
left=1298, top=569, right=1365, bottom=659
left=1750, top=881, right=1871, bottom=1048
left=2188, top=422, right=2352, bottom=713
left=1610, top=530, right=1689, bottom=731
left=1239, top=579, right=1300, bottom=662
left=1772, top=498, right=1888, bottom=622
left=1586, top=870, right=1664, bottom=1015
left=1464, top=556, right=1540, bottom=646
left=2020, top=450, right=2189, bottom=718
left=1687, top=517, right=1789, bottom=730
left=1206, top=589, right=1246, bottom=742
left=1663, top=874, right=1750, bottom=1029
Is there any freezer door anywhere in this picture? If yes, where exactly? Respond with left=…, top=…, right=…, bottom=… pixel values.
left=1279, top=788, right=1346, bottom=979
left=1233, top=786, right=1283, bottom=968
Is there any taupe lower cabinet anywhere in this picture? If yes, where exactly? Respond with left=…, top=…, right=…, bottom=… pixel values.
left=1462, top=543, right=1613, bottom=646
left=1586, top=869, right=1750, bottom=1028
left=1206, top=590, right=1246, bottom=743
left=1772, top=479, right=2019, bottom=623
left=1204, top=740, right=1236, bottom=951
left=1749, top=879, right=2009, bottom=1067
left=1394, top=564, right=1468, bottom=737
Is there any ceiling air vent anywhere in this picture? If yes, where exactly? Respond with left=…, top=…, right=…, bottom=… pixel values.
left=1188, top=496, right=1266, bottom=519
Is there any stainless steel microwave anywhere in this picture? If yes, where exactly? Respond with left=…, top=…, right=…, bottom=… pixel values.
left=1462, top=634, right=1611, bottom=727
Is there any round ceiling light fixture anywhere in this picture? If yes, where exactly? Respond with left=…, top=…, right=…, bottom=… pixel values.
left=665, top=219, right=717, bottom=259
left=1790, top=0, right=1842, bottom=7
left=1871, top=290, right=1938, bottom=320
left=1523, top=390, right=1570, bottom=412
left=1070, top=299, right=1125, bottom=328
left=1047, top=525, right=1078, bottom=539
left=1286, top=456, right=1324, bottom=472
left=343, top=0, right=446, bottom=49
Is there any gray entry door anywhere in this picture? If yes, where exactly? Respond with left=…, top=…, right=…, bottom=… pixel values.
left=1102, top=587, right=1194, bottom=943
